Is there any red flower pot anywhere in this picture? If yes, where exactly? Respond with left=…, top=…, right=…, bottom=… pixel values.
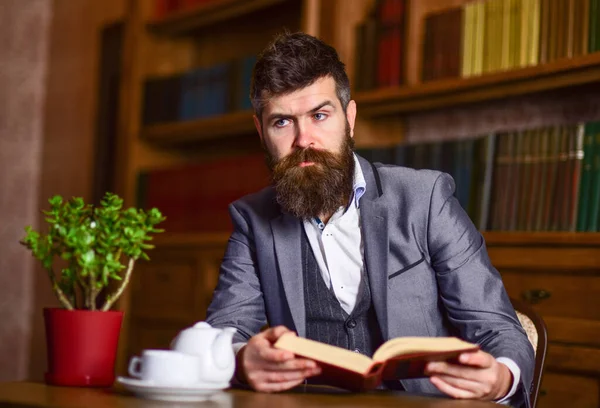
left=44, top=308, right=124, bottom=387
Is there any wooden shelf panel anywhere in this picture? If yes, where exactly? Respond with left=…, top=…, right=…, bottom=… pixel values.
left=147, top=0, right=288, bottom=35
left=153, top=232, right=230, bottom=247
left=483, top=232, right=600, bottom=247
left=141, top=110, right=256, bottom=145
left=355, top=53, right=600, bottom=117
left=152, top=231, right=600, bottom=248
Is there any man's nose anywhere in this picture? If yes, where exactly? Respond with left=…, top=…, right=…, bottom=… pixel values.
left=294, top=121, right=314, bottom=149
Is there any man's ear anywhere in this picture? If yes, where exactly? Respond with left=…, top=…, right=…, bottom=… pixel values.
left=253, top=115, right=263, bottom=142
left=346, top=100, right=357, bottom=138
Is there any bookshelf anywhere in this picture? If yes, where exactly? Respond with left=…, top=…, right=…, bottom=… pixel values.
left=483, top=231, right=600, bottom=247
left=141, top=109, right=255, bottom=145
left=115, top=0, right=600, bottom=406
left=146, top=0, right=288, bottom=35
left=114, top=0, right=325, bottom=379
left=356, top=52, right=600, bottom=117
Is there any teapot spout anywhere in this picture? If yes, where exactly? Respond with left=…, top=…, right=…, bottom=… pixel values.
left=212, top=327, right=237, bottom=370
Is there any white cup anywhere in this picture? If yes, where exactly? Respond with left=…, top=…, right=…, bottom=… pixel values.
left=128, top=349, right=202, bottom=386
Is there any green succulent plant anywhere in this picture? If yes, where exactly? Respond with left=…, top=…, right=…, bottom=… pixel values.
left=21, top=192, right=165, bottom=311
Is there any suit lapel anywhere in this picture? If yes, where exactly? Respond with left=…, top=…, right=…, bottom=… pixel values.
left=270, top=213, right=306, bottom=337
left=358, top=157, right=390, bottom=340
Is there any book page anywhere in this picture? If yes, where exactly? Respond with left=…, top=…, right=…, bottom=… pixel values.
left=274, top=334, right=374, bottom=375
left=372, top=337, right=478, bottom=363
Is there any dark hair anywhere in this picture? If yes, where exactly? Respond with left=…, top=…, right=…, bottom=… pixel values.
left=250, top=32, right=351, bottom=121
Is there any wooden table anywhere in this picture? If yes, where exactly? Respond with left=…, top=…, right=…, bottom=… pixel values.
left=0, top=382, right=500, bottom=408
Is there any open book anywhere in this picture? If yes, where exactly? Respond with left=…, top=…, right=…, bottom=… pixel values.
left=274, top=334, right=479, bottom=391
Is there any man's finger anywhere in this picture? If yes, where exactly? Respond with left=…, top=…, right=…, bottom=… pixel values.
left=257, top=346, right=295, bottom=362
left=259, top=358, right=318, bottom=372
left=263, top=326, right=294, bottom=342
left=429, top=376, right=477, bottom=400
left=458, top=350, right=494, bottom=368
left=432, top=374, right=484, bottom=396
left=262, top=367, right=321, bottom=383
left=254, top=378, right=305, bottom=393
left=425, top=361, right=481, bottom=382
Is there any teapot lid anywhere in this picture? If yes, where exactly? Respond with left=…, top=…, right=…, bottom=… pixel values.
left=192, top=322, right=212, bottom=329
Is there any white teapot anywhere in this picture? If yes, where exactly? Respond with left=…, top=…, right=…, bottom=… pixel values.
left=171, top=321, right=237, bottom=384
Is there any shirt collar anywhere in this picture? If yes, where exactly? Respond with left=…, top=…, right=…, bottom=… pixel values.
left=352, top=153, right=366, bottom=208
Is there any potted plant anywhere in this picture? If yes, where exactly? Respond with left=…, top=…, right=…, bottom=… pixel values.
left=21, top=192, right=165, bottom=387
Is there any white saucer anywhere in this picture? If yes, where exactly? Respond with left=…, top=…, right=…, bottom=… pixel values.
left=116, top=376, right=230, bottom=402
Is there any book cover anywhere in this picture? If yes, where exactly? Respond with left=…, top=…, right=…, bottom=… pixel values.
left=542, top=127, right=562, bottom=230
left=479, top=133, right=497, bottom=230
left=461, top=2, right=475, bottom=77
left=538, top=0, right=551, bottom=64
left=362, top=14, right=380, bottom=90
left=142, top=153, right=271, bottom=233
left=578, top=0, right=590, bottom=55
left=534, top=127, right=551, bottom=231
left=528, top=0, right=541, bottom=66
left=588, top=125, right=600, bottom=231
left=566, top=0, right=577, bottom=58
left=525, top=129, right=543, bottom=231
left=274, top=334, right=478, bottom=392
left=489, top=133, right=508, bottom=230
left=472, top=1, right=485, bottom=75
left=507, top=131, right=524, bottom=231
left=568, top=124, right=585, bottom=231
left=590, top=0, right=599, bottom=53
left=576, top=122, right=596, bottom=231
left=517, top=130, right=533, bottom=230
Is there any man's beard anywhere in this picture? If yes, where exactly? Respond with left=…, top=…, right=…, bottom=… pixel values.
left=266, top=126, right=355, bottom=219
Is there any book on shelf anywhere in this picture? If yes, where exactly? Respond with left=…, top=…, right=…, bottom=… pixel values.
left=353, top=0, right=408, bottom=90
left=591, top=0, right=600, bottom=53
left=137, top=153, right=270, bottom=233
left=422, top=7, right=463, bottom=81
left=588, top=125, right=600, bottom=231
left=421, top=0, right=595, bottom=83
left=577, top=123, right=596, bottom=231
left=356, top=120, right=600, bottom=232
left=142, top=54, right=257, bottom=126
left=274, top=334, right=478, bottom=391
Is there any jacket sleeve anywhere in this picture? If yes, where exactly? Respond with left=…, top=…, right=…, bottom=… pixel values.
left=427, top=172, right=535, bottom=408
left=205, top=202, right=267, bottom=344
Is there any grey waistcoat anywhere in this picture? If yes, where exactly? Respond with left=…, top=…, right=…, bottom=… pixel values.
left=301, top=230, right=383, bottom=357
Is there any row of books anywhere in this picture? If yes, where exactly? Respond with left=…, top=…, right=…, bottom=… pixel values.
left=357, top=121, right=600, bottom=232
left=423, top=0, right=600, bottom=82
left=354, top=0, right=408, bottom=91
left=153, top=0, right=216, bottom=19
left=142, top=55, right=255, bottom=125
left=138, top=154, right=270, bottom=233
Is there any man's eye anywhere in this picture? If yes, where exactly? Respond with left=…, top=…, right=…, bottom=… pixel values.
left=274, top=119, right=290, bottom=127
left=314, top=113, right=327, bottom=121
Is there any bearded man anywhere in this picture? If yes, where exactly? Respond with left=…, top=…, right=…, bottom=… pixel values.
left=205, top=32, right=534, bottom=408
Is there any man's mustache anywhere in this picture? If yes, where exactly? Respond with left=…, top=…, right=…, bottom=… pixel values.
left=280, top=147, right=342, bottom=168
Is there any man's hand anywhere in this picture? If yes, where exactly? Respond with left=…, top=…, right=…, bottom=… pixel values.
left=424, top=350, right=512, bottom=401
left=236, top=326, right=322, bottom=392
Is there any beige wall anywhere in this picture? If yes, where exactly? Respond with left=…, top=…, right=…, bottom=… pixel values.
left=0, top=0, right=124, bottom=381
left=0, top=0, right=52, bottom=382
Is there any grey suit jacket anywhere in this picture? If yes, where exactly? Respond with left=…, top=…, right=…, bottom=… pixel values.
left=206, top=155, right=534, bottom=407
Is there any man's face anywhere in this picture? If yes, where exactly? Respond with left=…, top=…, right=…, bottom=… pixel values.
left=254, top=76, right=356, bottom=163
left=253, top=76, right=358, bottom=219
